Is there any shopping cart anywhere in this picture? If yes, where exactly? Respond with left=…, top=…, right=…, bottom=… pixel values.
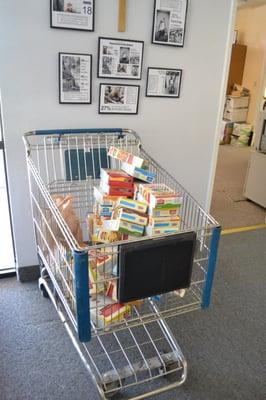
left=23, top=128, right=220, bottom=400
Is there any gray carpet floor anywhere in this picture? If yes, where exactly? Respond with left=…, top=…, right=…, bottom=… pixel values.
left=211, top=145, right=265, bottom=228
left=1, top=229, right=266, bottom=400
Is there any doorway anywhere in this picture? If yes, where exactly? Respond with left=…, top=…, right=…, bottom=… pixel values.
left=210, top=1, right=266, bottom=229
left=0, top=95, right=15, bottom=273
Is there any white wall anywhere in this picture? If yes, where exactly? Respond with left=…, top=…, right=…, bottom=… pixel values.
left=0, top=0, right=234, bottom=270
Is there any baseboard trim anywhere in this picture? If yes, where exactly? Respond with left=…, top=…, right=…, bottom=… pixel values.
left=17, top=265, right=40, bottom=282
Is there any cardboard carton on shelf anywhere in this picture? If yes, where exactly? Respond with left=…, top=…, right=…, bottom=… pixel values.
left=223, top=107, right=248, bottom=123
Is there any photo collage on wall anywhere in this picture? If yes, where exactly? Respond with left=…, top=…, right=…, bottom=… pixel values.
left=51, top=0, right=188, bottom=114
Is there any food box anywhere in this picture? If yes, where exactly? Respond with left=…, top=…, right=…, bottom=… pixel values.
left=121, top=162, right=156, bottom=183
left=116, top=197, right=148, bottom=214
left=100, top=168, right=133, bottom=186
left=145, top=225, right=180, bottom=236
left=108, top=146, right=148, bottom=169
left=103, top=219, right=144, bottom=237
left=113, top=207, right=148, bottom=226
left=93, top=186, right=120, bottom=204
left=90, top=295, right=131, bottom=327
left=148, top=216, right=180, bottom=229
left=94, top=230, right=123, bottom=244
left=100, top=181, right=134, bottom=197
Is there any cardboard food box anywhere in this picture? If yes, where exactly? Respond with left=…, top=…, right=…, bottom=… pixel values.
left=103, top=219, right=144, bottom=237
left=145, top=225, right=180, bottom=236
left=86, top=214, right=103, bottom=240
left=113, top=208, right=148, bottom=226
left=137, top=193, right=181, bottom=214
left=94, top=230, right=123, bottom=244
left=106, top=279, right=118, bottom=301
left=100, top=181, right=134, bottom=197
left=108, top=146, right=148, bottom=169
left=89, top=249, right=113, bottom=277
left=100, top=168, right=133, bottom=186
left=121, top=162, right=156, bottom=183
left=116, top=197, right=148, bottom=214
left=139, top=185, right=182, bottom=209
left=148, top=216, right=180, bottom=229
left=90, top=295, right=131, bottom=327
left=93, top=186, right=120, bottom=204
left=147, top=207, right=179, bottom=218
left=94, top=203, right=113, bottom=218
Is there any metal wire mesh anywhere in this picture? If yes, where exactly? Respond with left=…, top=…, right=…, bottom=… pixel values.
left=25, top=130, right=219, bottom=336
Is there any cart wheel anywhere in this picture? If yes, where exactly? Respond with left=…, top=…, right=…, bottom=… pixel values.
left=102, top=380, right=121, bottom=398
left=39, top=282, right=49, bottom=299
left=159, top=359, right=180, bottom=377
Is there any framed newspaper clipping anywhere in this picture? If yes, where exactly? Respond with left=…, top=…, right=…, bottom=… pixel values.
left=98, top=37, right=144, bottom=80
left=59, top=52, right=92, bottom=104
left=152, top=0, right=188, bottom=47
left=146, top=67, right=182, bottom=98
left=51, top=0, right=94, bottom=31
left=99, top=84, right=140, bottom=115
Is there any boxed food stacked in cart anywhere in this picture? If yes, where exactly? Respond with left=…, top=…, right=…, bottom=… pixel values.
left=88, top=146, right=182, bottom=244
left=86, top=146, right=185, bottom=327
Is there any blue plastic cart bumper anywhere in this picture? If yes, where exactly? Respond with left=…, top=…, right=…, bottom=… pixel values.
left=34, top=128, right=123, bottom=135
left=201, top=226, right=221, bottom=309
left=73, top=250, right=91, bottom=342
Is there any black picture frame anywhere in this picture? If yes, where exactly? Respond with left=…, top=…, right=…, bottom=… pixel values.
left=146, top=67, right=182, bottom=98
left=99, top=83, right=140, bottom=115
left=59, top=52, right=92, bottom=104
left=151, top=0, right=188, bottom=47
left=97, top=37, right=144, bottom=80
left=50, top=0, right=95, bottom=31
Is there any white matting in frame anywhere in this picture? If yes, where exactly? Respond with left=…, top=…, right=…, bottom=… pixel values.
left=146, top=67, right=182, bottom=98
left=99, top=84, right=140, bottom=114
left=98, top=37, right=144, bottom=80
left=51, top=0, right=94, bottom=31
left=152, top=0, right=188, bottom=47
left=59, top=52, right=92, bottom=104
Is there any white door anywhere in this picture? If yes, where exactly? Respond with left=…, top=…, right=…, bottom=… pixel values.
left=0, top=97, right=15, bottom=272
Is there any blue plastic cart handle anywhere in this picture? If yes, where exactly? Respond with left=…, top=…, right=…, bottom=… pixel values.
left=34, top=128, right=123, bottom=135
left=73, top=250, right=91, bottom=342
left=202, top=226, right=221, bottom=309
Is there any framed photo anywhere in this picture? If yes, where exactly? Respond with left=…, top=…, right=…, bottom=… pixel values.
left=152, top=0, right=188, bottom=47
left=51, top=0, right=94, bottom=31
left=99, top=84, right=140, bottom=115
left=59, top=52, right=92, bottom=104
left=146, top=67, right=182, bottom=98
left=98, top=37, right=144, bottom=80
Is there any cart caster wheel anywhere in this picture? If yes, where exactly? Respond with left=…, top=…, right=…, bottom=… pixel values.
left=102, top=380, right=121, bottom=398
left=159, top=360, right=180, bottom=377
left=39, top=283, right=49, bottom=299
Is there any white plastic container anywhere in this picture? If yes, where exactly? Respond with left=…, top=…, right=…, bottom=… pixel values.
left=226, top=95, right=249, bottom=109
left=223, top=107, right=248, bottom=122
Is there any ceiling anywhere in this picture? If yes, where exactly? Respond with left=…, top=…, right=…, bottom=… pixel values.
left=238, top=0, right=266, bottom=8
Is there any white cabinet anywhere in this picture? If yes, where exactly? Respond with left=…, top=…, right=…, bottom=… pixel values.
left=223, top=95, right=249, bottom=122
